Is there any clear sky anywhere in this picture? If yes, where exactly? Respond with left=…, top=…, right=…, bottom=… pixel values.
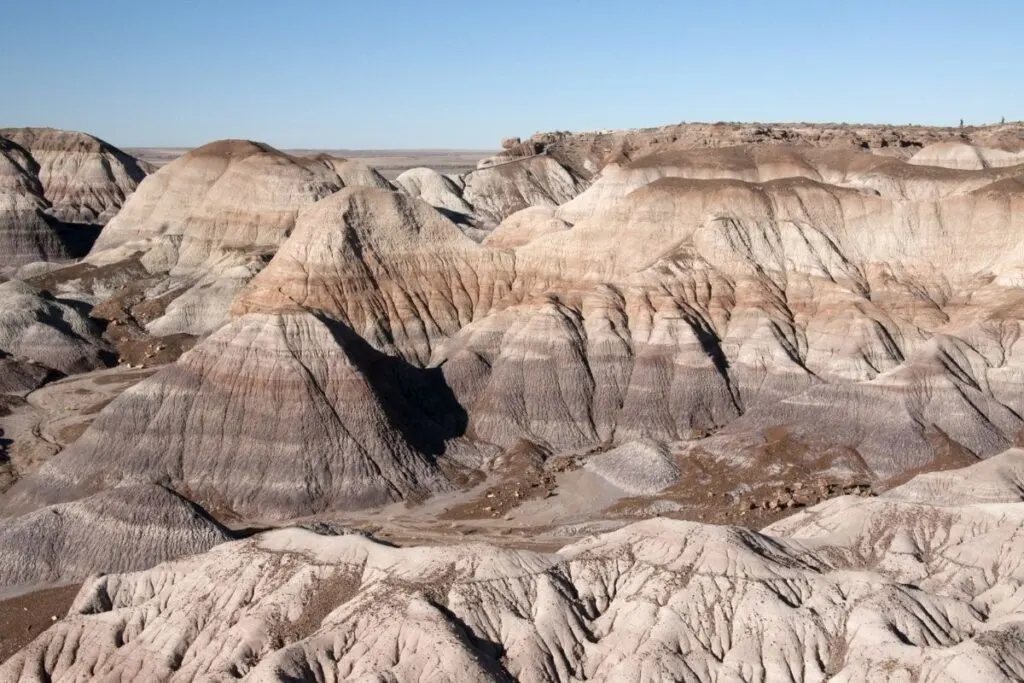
left=2, top=0, right=1021, bottom=149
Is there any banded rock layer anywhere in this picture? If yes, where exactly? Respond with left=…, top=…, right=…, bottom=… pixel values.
left=76, top=142, right=399, bottom=337
left=3, top=311, right=459, bottom=520
left=233, top=187, right=516, bottom=365
left=418, top=155, right=1023, bottom=478
left=88, top=140, right=348, bottom=278
left=0, top=484, right=230, bottom=592
left=0, top=127, right=150, bottom=225
left=0, top=138, right=70, bottom=268
left=0, top=280, right=111, bottom=374
left=34, top=143, right=1024, bottom=521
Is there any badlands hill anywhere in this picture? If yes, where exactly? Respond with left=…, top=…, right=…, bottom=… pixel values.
left=0, top=137, right=68, bottom=269
left=8, top=311, right=460, bottom=520
left=45, top=141, right=399, bottom=341
left=0, top=128, right=150, bottom=269
left=2, top=121, right=1024, bottom=679
left=6, top=125, right=1024, bottom=521
left=5, top=451, right=1024, bottom=682
left=0, top=127, right=151, bottom=224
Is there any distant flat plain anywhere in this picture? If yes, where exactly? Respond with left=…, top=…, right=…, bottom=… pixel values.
left=126, top=147, right=495, bottom=179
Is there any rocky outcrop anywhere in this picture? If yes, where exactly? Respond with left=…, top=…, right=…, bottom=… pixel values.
left=3, top=311, right=460, bottom=521
left=7, top=452, right=1024, bottom=682
left=527, top=120, right=1024, bottom=178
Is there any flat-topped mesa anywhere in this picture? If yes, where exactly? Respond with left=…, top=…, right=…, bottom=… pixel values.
left=2, top=310, right=459, bottom=521
left=523, top=120, right=1024, bottom=178
left=0, top=127, right=150, bottom=225
left=232, top=186, right=516, bottom=365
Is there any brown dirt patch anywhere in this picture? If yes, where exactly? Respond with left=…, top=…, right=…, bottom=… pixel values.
left=28, top=257, right=148, bottom=295
left=113, top=333, right=196, bottom=368
left=0, top=583, right=81, bottom=662
left=439, top=441, right=560, bottom=521
left=605, top=429, right=875, bottom=527
left=56, top=421, right=92, bottom=444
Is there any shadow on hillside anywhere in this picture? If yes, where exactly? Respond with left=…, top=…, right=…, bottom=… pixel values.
left=319, top=314, right=468, bottom=460
left=53, top=221, right=103, bottom=258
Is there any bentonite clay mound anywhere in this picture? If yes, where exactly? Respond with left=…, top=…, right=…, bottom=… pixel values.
left=0, top=128, right=151, bottom=271
left=67, top=141, right=413, bottom=338
left=0, top=138, right=70, bottom=269
left=232, top=186, right=516, bottom=365
left=0, top=483, right=230, bottom=592
left=16, top=140, right=1023, bottom=528
left=5, top=451, right=1024, bottom=682
left=0, top=279, right=111, bottom=374
left=5, top=123, right=1024, bottom=682
left=2, top=310, right=461, bottom=521
left=0, top=127, right=151, bottom=225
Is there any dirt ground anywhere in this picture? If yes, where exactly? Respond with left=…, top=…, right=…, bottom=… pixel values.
left=0, top=583, right=81, bottom=662
left=0, top=366, right=158, bottom=492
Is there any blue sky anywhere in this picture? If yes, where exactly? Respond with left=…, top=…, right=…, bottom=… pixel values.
left=2, top=0, right=1021, bottom=149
